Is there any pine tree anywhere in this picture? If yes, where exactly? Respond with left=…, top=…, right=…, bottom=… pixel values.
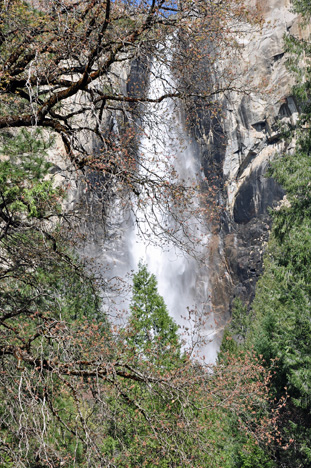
left=127, top=262, right=181, bottom=367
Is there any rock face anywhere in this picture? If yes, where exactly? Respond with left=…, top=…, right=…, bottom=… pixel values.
left=197, top=0, right=302, bottom=318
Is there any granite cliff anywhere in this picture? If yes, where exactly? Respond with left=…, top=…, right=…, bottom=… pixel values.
left=197, top=0, right=304, bottom=322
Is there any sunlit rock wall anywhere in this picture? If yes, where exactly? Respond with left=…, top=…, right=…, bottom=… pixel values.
left=201, top=0, right=303, bottom=319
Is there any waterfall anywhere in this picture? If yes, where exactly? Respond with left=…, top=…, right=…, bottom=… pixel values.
left=104, top=53, right=218, bottom=363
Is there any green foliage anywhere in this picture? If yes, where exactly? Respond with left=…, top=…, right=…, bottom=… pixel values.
left=0, top=129, right=61, bottom=219
left=218, top=298, right=249, bottom=363
left=0, top=1, right=285, bottom=465
left=291, top=0, right=311, bottom=19
left=248, top=196, right=311, bottom=465
left=110, top=265, right=279, bottom=468
left=218, top=328, right=239, bottom=362
left=127, top=262, right=181, bottom=368
left=0, top=128, right=105, bottom=466
left=230, top=298, right=250, bottom=340
left=245, top=7, right=311, bottom=464
left=97, top=349, right=279, bottom=468
left=233, top=438, right=275, bottom=468
left=250, top=122, right=311, bottom=400
left=0, top=131, right=280, bottom=467
left=0, top=128, right=101, bottom=320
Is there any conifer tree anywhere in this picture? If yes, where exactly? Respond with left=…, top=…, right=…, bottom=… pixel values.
left=127, top=262, right=181, bottom=367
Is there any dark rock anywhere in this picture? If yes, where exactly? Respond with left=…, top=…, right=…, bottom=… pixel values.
left=233, top=166, right=284, bottom=224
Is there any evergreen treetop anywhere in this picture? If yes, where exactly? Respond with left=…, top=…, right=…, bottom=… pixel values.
left=127, top=262, right=181, bottom=366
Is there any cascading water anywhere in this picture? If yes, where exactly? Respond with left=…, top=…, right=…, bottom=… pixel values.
left=104, top=53, right=219, bottom=363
